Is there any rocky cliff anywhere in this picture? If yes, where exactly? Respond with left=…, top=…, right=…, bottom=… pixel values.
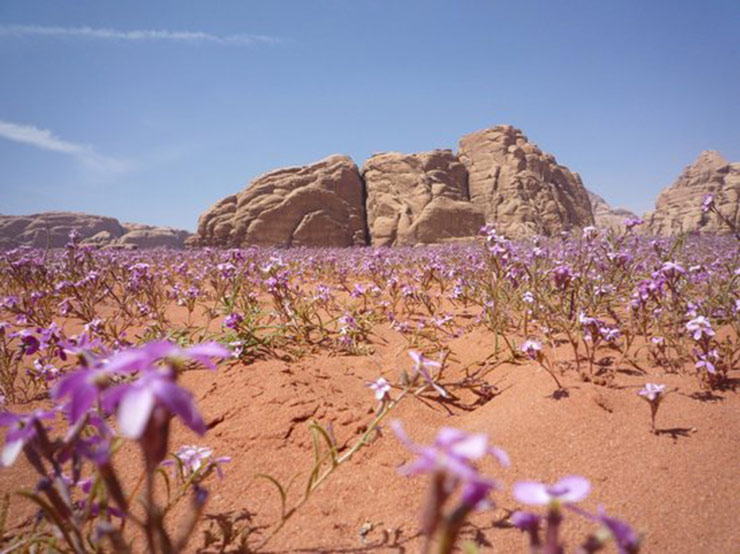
left=648, top=151, right=739, bottom=236
left=191, top=154, right=367, bottom=248
left=587, top=191, right=639, bottom=232
left=193, top=125, right=596, bottom=247
left=458, top=125, right=594, bottom=238
left=361, top=150, right=484, bottom=246
left=0, top=212, right=191, bottom=249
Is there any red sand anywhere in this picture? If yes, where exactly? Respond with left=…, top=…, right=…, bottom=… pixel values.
left=2, top=313, right=739, bottom=553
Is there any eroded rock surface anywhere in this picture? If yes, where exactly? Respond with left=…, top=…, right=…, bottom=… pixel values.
left=362, top=150, right=484, bottom=246
left=588, top=191, right=639, bottom=232
left=458, top=125, right=594, bottom=237
left=648, top=151, right=740, bottom=236
left=193, top=155, right=367, bottom=248
left=0, top=212, right=191, bottom=249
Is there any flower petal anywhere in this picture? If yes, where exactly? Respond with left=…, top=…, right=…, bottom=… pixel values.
left=117, top=387, right=155, bottom=439
left=556, top=475, right=591, bottom=503
left=513, top=481, right=551, bottom=505
left=1, top=439, right=24, bottom=467
left=155, top=381, right=206, bottom=435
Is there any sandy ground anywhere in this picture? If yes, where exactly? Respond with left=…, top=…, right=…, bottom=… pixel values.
left=1, top=311, right=739, bottom=553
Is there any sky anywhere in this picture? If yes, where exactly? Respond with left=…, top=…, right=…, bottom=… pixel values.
left=0, top=0, right=738, bottom=231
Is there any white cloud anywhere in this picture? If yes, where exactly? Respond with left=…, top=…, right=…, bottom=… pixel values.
left=0, top=24, right=284, bottom=46
left=0, top=120, right=130, bottom=173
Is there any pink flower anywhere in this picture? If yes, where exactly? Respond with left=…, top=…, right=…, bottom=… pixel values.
left=513, top=475, right=590, bottom=507
left=686, top=316, right=714, bottom=341
left=408, top=351, right=448, bottom=398
left=638, top=383, right=665, bottom=402
left=367, top=377, right=391, bottom=401
left=520, top=339, right=542, bottom=361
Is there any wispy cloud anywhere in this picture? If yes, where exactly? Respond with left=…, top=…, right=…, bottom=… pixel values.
left=0, top=24, right=284, bottom=46
left=0, top=120, right=130, bottom=173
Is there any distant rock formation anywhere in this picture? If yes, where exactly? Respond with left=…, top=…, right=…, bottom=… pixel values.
left=0, top=212, right=191, bottom=249
left=362, top=150, right=484, bottom=246
left=191, top=155, right=367, bottom=248
left=587, top=191, right=638, bottom=232
left=458, top=125, right=594, bottom=238
left=648, top=151, right=740, bottom=236
left=192, top=125, right=596, bottom=247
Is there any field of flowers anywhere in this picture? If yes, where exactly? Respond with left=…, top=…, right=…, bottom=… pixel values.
left=0, top=225, right=738, bottom=553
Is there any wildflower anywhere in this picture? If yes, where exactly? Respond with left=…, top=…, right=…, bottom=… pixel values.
left=224, top=313, right=243, bottom=330
left=408, top=351, right=448, bottom=398
left=104, top=368, right=207, bottom=439
left=0, top=409, right=56, bottom=467
left=660, top=261, right=685, bottom=280
left=624, top=217, right=644, bottom=230
left=580, top=505, right=641, bottom=554
left=162, top=445, right=231, bottom=478
left=686, top=316, right=714, bottom=341
left=17, top=329, right=40, bottom=356
left=520, top=339, right=542, bottom=361
left=367, top=377, right=391, bottom=401
left=638, top=383, right=666, bottom=433
left=695, top=349, right=718, bottom=374
left=552, top=265, right=574, bottom=290
left=701, top=193, right=715, bottom=213
left=582, top=226, right=598, bottom=241
left=638, top=383, right=665, bottom=402
left=513, top=475, right=590, bottom=508
left=522, top=291, right=535, bottom=304
left=511, top=510, right=542, bottom=531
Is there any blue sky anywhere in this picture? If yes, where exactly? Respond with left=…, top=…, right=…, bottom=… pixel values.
left=0, top=0, right=738, bottom=230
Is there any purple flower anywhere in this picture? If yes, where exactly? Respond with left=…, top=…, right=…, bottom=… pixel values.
left=520, top=339, right=542, bottom=361
left=104, top=369, right=207, bottom=439
left=624, top=217, right=644, bottom=230
left=552, top=265, right=574, bottom=290
left=224, top=313, right=244, bottom=330
left=637, top=383, right=665, bottom=402
left=695, top=356, right=716, bottom=374
left=686, top=316, right=714, bottom=341
left=53, top=361, right=132, bottom=424
left=0, top=409, right=55, bottom=467
left=367, top=377, right=391, bottom=401
left=701, top=193, right=715, bottom=213
left=579, top=505, right=640, bottom=554
left=513, top=475, right=590, bottom=507
left=409, top=351, right=448, bottom=398
left=17, top=329, right=40, bottom=356
left=55, top=341, right=228, bottom=428
left=392, top=421, right=509, bottom=480
left=510, top=510, right=542, bottom=531
left=162, top=445, right=231, bottom=479
left=105, top=341, right=231, bottom=373
left=660, top=261, right=685, bottom=280
left=582, top=226, right=598, bottom=241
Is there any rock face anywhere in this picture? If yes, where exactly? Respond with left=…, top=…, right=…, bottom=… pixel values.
left=193, top=126, right=597, bottom=247
left=648, top=151, right=740, bottom=236
left=362, top=150, right=484, bottom=246
left=458, top=125, right=594, bottom=237
left=587, top=191, right=638, bottom=232
left=0, top=212, right=191, bottom=249
left=116, top=223, right=192, bottom=249
left=193, top=155, right=367, bottom=248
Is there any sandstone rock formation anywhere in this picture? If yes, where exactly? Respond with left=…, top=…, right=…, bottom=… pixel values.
left=587, top=191, right=638, bottom=232
left=458, top=125, right=594, bottom=237
left=0, top=212, right=191, bottom=249
left=648, top=151, right=740, bottom=236
left=192, top=155, right=367, bottom=248
left=361, top=150, right=484, bottom=246
left=116, top=223, right=191, bottom=249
